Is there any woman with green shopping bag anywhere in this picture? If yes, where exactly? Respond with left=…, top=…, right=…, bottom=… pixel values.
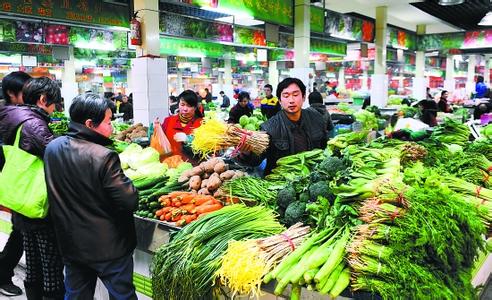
left=0, top=77, right=65, bottom=300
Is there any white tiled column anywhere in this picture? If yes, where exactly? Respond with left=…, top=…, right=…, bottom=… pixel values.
left=131, top=0, right=168, bottom=126
left=61, top=46, right=78, bottom=113
left=444, top=55, right=455, bottom=92
left=370, top=6, right=388, bottom=107
left=130, top=58, right=168, bottom=126
left=413, top=24, right=427, bottom=100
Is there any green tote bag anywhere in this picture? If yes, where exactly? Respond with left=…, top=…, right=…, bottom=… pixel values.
left=0, top=125, right=48, bottom=218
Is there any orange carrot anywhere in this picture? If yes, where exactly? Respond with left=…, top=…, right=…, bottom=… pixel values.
left=182, top=214, right=197, bottom=224
left=155, top=209, right=164, bottom=217
left=160, top=214, right=166, bottom=221
left=181, top=204, right=196, bottom=213
left=194, top=196, right=215, bottom=206
left=178, top=193, right=196, bottom=204
left=171, top=214, right=183, bottom=222
left=164, top=212, right=172, bottom=221
left=195, top=203, right=223, bottom=214
left=176, top=219, right=186, bottom=227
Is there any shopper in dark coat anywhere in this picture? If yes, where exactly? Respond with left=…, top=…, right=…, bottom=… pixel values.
left=220, top=91, right=230, bottom=108
left=240, top=78, right=327, bottom=175
left=119, top=94, right=133, bottom=121
left=228, top=91, right=253, bottom=124
left=44, top=93, right=138, bottom=300
left=0, top=71, right=31, bottom=297
left=307, top=91, right=334, bottom=137
left=0, top=77, right=65, bottom=300
left=437, top=90, right=453, bottom=113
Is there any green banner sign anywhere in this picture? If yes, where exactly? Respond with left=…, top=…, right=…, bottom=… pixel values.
left=310, top=6, right=324, bottom=33
left=387, top=27, right=417, bottom=50
left=160, top=36, right=235, bottom=59
left=69, top=27, right=127, bottom=51
left=0, top=0, right=129, bottom=28
left=234, top=26, right=266, bottom=46
left=418, top=33, right=465, bottom=51
left=0, top=41, right=52, bottom=55
left=310, top=38, right=346, bottom=56
left=185, top=0, right=292, bottom=26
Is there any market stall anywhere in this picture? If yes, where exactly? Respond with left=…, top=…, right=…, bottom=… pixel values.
left=105, top=103, right=492, bottom=300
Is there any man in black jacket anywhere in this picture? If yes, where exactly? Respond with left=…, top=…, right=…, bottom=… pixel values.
left=44, top=93, right=138, bottom=299
left=241, top=78, right=327, bottom=175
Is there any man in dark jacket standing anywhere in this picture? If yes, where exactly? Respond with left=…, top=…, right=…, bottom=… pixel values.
left=44, top=93, right=138, bottom=300
left=307, top=91, right=334, bottom=138
left=241, top=78, right=327, bottom=175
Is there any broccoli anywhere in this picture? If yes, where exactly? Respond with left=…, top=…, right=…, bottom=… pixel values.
left=309, top=171, right=328, bottom=183
left=308, top=181, right=335, bottom=203
left=284, top=201, right=306, bottom=226
left=318, top=157, right=346, bottom=179
left=277, top=186, right=296, bottom=209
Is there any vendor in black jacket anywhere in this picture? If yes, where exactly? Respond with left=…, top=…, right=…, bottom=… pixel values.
left=240, top=77, right=327, bottom=175
left=44, top=93, right=138, bottom=299
left=228, top=91, right=253, bottom=124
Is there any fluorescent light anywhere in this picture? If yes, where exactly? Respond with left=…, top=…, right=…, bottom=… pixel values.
left=438, top=0, right=464, bottom=5
left=215, top=16, right=234, bottom=23
left=479, top=12, right=492, bottom=26
left=425, top=51, right=439, bottom=57
left=234, top=18, right=264, bottom=26
left=330, top=33, right=356, bottom=41
left=203, top=6, right=251, bottom=19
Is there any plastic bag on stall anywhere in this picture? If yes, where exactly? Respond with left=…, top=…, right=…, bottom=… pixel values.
left=150, top=118, right=172, bottom=156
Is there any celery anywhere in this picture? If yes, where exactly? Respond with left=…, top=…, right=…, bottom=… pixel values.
left=314, top=229, right=350, bottom=283
left=329, top=268, right=350, bottom=298
left=319, top=261, right=344, bottom=294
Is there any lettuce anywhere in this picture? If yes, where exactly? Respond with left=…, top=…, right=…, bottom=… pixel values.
left=119, top=143, right=142, bottom=169
left=128, top=147, right=160, bottom=170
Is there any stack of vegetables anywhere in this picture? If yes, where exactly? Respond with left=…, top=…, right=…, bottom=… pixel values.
left=49, top=111, right=69, bottom=136
left=114, top=123, right=148, bottom=142
left=155, top=192, right=223, bottom=226
left=177, top=157, right=247, bottom=197
left=151, top=205, right=284, bottom=300
left=191, top=118, right=269, bottom=158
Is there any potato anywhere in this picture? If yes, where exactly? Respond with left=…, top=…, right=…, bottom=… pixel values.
left=178, top=174, right=189, bottom=184
left=189, top=175, right=202, bottom=191
left=201, top=179, right=209, bottom=189
left=213, top=189, right=225, bottom=198
left=190, top=166, right=205, bottom=177
left=207, top=176, right=222, bottom=191
left=213, top=161, right=228, bottom=174
left=220, top=170, right=236, bottom=181
left=198, top=188, right=210, bottom=195
left=202, top=158, right=220, bottom=173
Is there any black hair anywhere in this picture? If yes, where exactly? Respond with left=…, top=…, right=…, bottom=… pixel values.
left=219, top=91, right=225, bottom=95
left=477, top=76, right=484, bottom=83
left=69, top=93, right=112, bottom=126
left=362, top=96, right=371, bottom=109
left=308, top=91, right=323, bottom=105
left=178, top=89, right=203, bottom=118
left=276, top=77, right=306, bottom=99
left=169, top=95, right=177, bottom=103
left=238, top=91, right=250, bottom=101
left=264, top=84, right=273, bottom=90
left=22, top=77, right=61, bottom=106
left=313, top=82, right=318, bottom=87
left=2, top=71, right=31, bottom=104
left=441, top=90, right=448, bottom=97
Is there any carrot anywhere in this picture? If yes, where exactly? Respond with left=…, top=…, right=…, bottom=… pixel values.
left=161, top=207, right=172, bottom=214
left=176, top=219, right=186, bottom=227
left=171, top=214, right=183, bottom=222
left=168, top=191, right=189, bottom=198
left=194, top=196, right=215, bottom=206
left=182, top=214, right=197, bottom=224
left=162, top=199, right=171, bottom=207
left=179, top=193, right=196, bottom=204
left=181, top=204, right=196, bottom=213
left=173, top=201, right=182, bottom=207
left=195, top=203, right=223, bottom=214
left=164, top=212, right=172, bottom=221
left=160, top=214, right=166, bottom=221
left=155, top=209, right=164, bottom=217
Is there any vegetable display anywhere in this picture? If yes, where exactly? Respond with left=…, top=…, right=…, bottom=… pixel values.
left=114, top=123, right=148, bottom=142
left=177, top=157, right=247, bottom=196
left=191, top=118, right=269, bottom=158
left=151, top=205, right=284, bottom=300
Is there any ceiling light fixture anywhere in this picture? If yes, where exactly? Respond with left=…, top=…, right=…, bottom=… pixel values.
left=438, top=0, right=464, bottom=5
left=479, top=11, right=492, bottom=26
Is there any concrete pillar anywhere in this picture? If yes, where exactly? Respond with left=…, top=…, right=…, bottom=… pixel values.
left=413, top=24, right=427, bottom=100
left=224, top=59, right=232, bottom=85
left=177, top=69, right=183, bottom=94
left=362, top=68, right=368, bottom=90
left=130, top=0, right=168, bottom=125
left=61, top=46, right=78, bottom=114
left=466, top=55, right=477, bottom=95
left=370, top=6, right=388, bottom=107
left=291, top=0, right=312, bottom=108
left=485, top=55, right=491, bottom=85
left=338, top=65, right=345, bottom=90
left=268, top=61, right=279, bottom=89
left=444, top=55, right=455, bottom=92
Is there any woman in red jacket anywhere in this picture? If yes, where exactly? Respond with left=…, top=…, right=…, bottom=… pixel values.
left=162, top=90, right=203, bottom=162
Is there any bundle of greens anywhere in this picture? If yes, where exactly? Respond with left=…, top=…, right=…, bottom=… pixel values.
left=151, top=205, right=284, bottom=300
left=466, top=139, right=492, bottom=161
left=328, top=131, right=369, bottom=153
left=439, top=151, right=492, bottom=187
left=354, top=110, right=378, bottom=131
left=348, top=178, right=486, bottom=299
left=219, top=176, right=280, bottom=209
left=430, top=117, right=470, bottom=146
left=265, top=149, right=325, bottom=182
